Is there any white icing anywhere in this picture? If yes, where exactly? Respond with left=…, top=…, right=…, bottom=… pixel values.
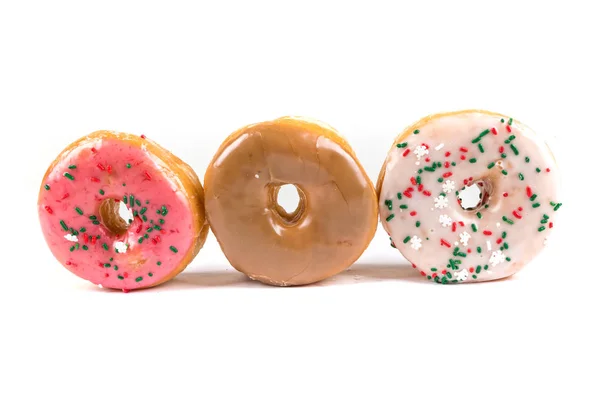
left=114, top=241, right=128, bottom=253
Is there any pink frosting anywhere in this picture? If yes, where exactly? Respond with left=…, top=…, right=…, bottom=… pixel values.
left=38, top=133, right=196, bottom=290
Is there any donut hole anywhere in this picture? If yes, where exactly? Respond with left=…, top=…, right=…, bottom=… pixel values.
left=457, top=179, right=491, bottom=211
left=99, top=199, right=133, bottom=236
left=270, top=184, right=306, bottom=225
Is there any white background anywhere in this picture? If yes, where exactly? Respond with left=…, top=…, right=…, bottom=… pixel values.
left=1, top=1, right=598, bottom=399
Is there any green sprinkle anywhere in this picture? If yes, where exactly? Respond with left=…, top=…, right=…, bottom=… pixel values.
left=487, top=162, right=496, bottom=169
left=416, top=176, right=421, bottom=185
left=70, top=228, right=78, bottom=236
left=476, top=212, right=482, bottom=219
left=431, top=268, right=438, bottom=272
left=396, top=192, right=402, bottom=200
left=75, top=207, right=83, bottom=215
left=471, top=223, right=477, bottom=232
left=92, top=220, right=100, bottom=225
left=143, top=233, right=149, bottom=239
left=446, top=271, right=452, bottom=278
left=510, top=144, right=519, bottom=155
left=501, top=153, right=507, bottom=158
left=157, top=261, right=162, bottom=266
left=413, top=129, right=420, bottom=134
left=503, top=242, right=509, bottom=250
left=543, top=214, right=550, bottom=219
left=469, top=158, right=477, bottom=163
left=403, top=236, right=411, bottom=244
left=148, top=272, right=153, bottom=277
left=525, top=156, right=530, bottom=163
left=158, top=219, right=165, bottom=225
left=437, top=177, right=444, bottom=183
left=501, top=170, right=508, bottom=175
left=501, top=118, right=505, bottom=123
left=140, top=207, right=147, bottom=215
left=44, top=184, right=50, bottom=190
left=109, top=257, right=113, bottom=261
left=418, top=169, right=423, bottom=174
left=396, top=142, right=408, bottom=148
left=169, top=245, right=178, bottom=253
left=478, top=143, right=484, bottom=153
left=123, top=195, right=128, bottom=204
left=89, top=215, right=97, bottom=220
left=532, top=203, right=540, bottom=208
left=138, top=237, right=144, bottom=244
left=477, top=246, right=482, bottom=253
left=416, top=221, right=421, bottom=227
left=536, top=167, right=541, bottom=173
left=538, top=226, right=546, bottom=232
left=472, top=275, right=477, bottom=279
left=476, top=266, right=482, bottom=274
left=508, top=117, right=513, bottom=125
left=114, top=265, right=118, bottom=270
left=135, top=199, right=141, bottom=207
left=518, top=173, right=524, bottom=181
left=130, top=195, right=134, bottom=206
left=60, top=220, right=68, bottom=231
left=154, top=225, right=161, bottom=230
left=117, top=275, right=124, bottom=280
left=122, top=183, right=126, bottom=186
left=63, top=172, right=74, bottom=180
left=82, top=245, right=88, bottom=250
left=69, top=245, right=75, bottom=252
left=502, top=216, right=514, bottom=225
left=126, top=163, right=131, bottom=168
left=161, top=206, right=168, bottom=216
left=135, top=277, right=143, bottom=282
left=449, top=259, right=456, bottom=270
left=102, top=243, right=109, bottom=251
left=506, top=257, right=511, bottom=262
left=553, top=203, right=562, bottom=211
left=99, top=189, right=105, bottom=195
left=427, top=276, right=432, bottom=280
left=68, top=165, right=77, bottom=169
left=384, top=199, right=393, bottom=210
left=451, top=162, right=456, bottom=166
left=104, top=263, right=111, bottom=268
left=79, top=227, right=86, bottom=232
left=530, top=194, right=538, bottom=201
left=502, top=231, right=507, bottom=239
left=142, top=215, right=148, bottom=222
left=386, top=214, right=395, bottom=222
left=424, top=167, right=435, bottom=172
left=505, top=135, right=516, bottom=143
left=400, top=204, right=408, bottom=209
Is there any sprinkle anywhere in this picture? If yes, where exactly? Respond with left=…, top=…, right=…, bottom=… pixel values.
left=525, top=156, right=530, bottom=163
left=169, top=246, right=178, bottom=253
left=471, top=129, right=490, bottom=143
left=434, top=143, right=444, bottom=150
left=130, top=195, right=134, bottom=206
left=82, top=245, right=88, bottom=250
left=477, top=246, right=482, bottom=253
left=530, top=194, right=538, bottom=201
left=487, top=162, right=495, bottom=169
left=402, top=149, right=410, bottom=157
left=99, top=189, right=105, bottom=195
left=409, top=211, right=417, bottom=216
left=44, top=184, right=50, bottom=190
left=413, top=129, right=420, bottom=134
left=505, top=135, right=516, bottom=143
left=135, top=277, right=143, bottom=282
left=63, top=172, right=74, bottom=180
left=502, top=216, right=514, bottom=225
left=60, top=220, right=68, bottom=231
left=491, top=127, right=498, bottom=135
left=117, top=275, right=124, bottom=280
left=508, top=118, right=513, bottom=125
left=536, top=167, right=541, bottom=173
left=478, top=143, right=484, bottom=153
left=553, top=203, right=562, bottom=211
left=510, top=144, right=519, bottom=155
left=103, top=243, right=109, bottom=251
left=157, top=261, right=162, bottom=266
left=416, top=221, right=421, bottom=227
left=532, top=203, right=540, bottom=208
left=471, top=223, right=477, bottom=232
left=501, top=170, right=508, bottom=176
left=538, top=226, right=546, bottom=232
left=97, top=163, right=105, bottom=171
left=403, top=236, right=411, bottom=244
left=161, top=205, right=168, bottom=216
left=89, top=215, right=97, bottom=220
left=148, top=272, right=153, bottom=277
left=526, top=186, right=532, bottom=197
left=126, top=163, right=131, bottom=168
left=158, top=218, right=165, bottom=225
left=476, top=212, right=482, bottom=219
left=469, top=158, right=477, bottom=163
left=386, top=214, right=395, bottom=222
left=123, top=195, right=128, bottom=204
left=44, top=206, right=53, bottom=214
left=75, top=207, right=83, bottom=215
left=483, top=230, right=492, bottom=236
left=396, top=142, right=408, bottom=148
left=144, top=171, right=152, bottom=181
left=135, top=199, right=142, bottom=207
left=384, top=200, right=392, bottom=210
left=518, top=173, right=524, bottom=181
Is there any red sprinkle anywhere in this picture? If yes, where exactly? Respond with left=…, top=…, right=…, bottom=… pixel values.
left=105, top=273, right=109, bottom=278
left=91, top=148, right=97, bottom=153
left=506, top=125, right=512, bottom=133
left=496, top=238, right=503, bottom=244
left=420, top=271, right=426, bottom=276
left=432, top=273, right=437, bottom=278
left=403, top=190, right=413, bottom=198
left=491, top=127, right=498, bottom=135
left=402, top=149, right=410, bottom=157
left=155, top=235, right=161, bottom=243
left=61, top=193, right=70, bottom=200
left=412, top=263, right=417, bottom=269
left=467, top=249, right=472, bottom=253
left=44, top=206, right=53, bottom=214
left=84, top=233, right=89, bottom=243
left=444, top=161, right=450, bottom=168
left=408, top=187, right=414, bottom=192
left=90, top=177, right=100, bottom=183
left=513, top=210, right=522, bottom=219
left=425, top=157, right=431, bottom=162
left=107, top=165, right=112, bottom=174
left=141, top=134, right=146, bottom=139
left=410, top=211, right=417, bottom=216
left=503, top=192, right=508, bottom=197
left=123, top=272, right=129, bottom=278
left=410, top=177, right=417, bottom=186
left=460, top=155, right=466, bottom=160
left=421, top=143, right=429, bottom=149
left=546, top=168, right=551, bottom=172
left=144, top=171, right=152, bottom=181
left=441, top=239, right=451, bottom=248
left=518, top=207, right=523, bottom=211
left=441, top=269, right=447, bottom=275
left=123, top=289, right=130, bottom=293
left=459, top=221, right=465, bottom=227
left=445, top=151, right=451, bottom=157
left=91, top=236, right=97, bottom=245
left=97, top=163, right=105, bottom=171
left=469, top=267, right=474, bottom=273
left=422, top=190, right=431, bottom=197
left=452, top=222, right=457, bottom=232
left=499, top=146, right=504, bottom=153
left=549, top=222, right=554, bottom=228
left=417, top=184, right=423, bottom=192
left=483, top=230, right=492, bottom=236
left=443, top=172, right=453, bottom=178
left=460, top=147, right=468, bottom=152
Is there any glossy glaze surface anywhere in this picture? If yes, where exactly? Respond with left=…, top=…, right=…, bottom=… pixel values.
left=205, top=117, right=378, bottom=286
left=38, top=131, right=209, bottom=290
left=377, top=110, right=561, bottom=283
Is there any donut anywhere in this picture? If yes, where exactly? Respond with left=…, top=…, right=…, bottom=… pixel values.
left=204, top=117, right=378, bottom=286
left=377, top=110, right=562, bottom=283
left=38, top=131, right=209, bottom=291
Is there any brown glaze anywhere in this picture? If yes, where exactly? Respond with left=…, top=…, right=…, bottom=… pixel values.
left=204, top=117, right=378, bottom=286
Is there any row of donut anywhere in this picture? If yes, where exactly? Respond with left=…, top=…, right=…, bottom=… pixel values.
left=38, top=110, right=562, bottom=290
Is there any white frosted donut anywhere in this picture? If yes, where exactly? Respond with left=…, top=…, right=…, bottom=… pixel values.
left=377, top=110, right=562, bottom=283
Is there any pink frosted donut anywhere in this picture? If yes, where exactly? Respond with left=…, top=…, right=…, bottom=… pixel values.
left=377, top=110, right=562, bottom=283
left=38, top=131, right=209, bottom=291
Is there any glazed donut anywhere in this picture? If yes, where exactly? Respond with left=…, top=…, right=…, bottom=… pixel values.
left=377, top=110, right=562, bottom=283
left=204, top=117, right=378, bottom=286
left=38, top=131, right=209, bottom=291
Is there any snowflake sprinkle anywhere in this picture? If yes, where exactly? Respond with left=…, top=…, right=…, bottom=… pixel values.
left=114, top=241, right=128, bottom=253
left=410, top=236, right=422, bottom=250
left=455, top=269, right=469, bottom=281
left=459, top=231, right=471, bottom=246
left=413, top=145, right=429, bottom=159
left=489, top=250, right=506, bottom=267
left=442, top=180, right=456, bottom=194
left=434, top=195, right=449, bottom=209
left=439, top=214, right=452, bottom=227
left=64, top=234, right=78, bottom=242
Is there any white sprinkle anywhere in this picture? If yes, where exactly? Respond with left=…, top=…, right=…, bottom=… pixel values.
left=455, top=269, right=468, bottom=281
left=489, top=250, right=506, bottom=267
left=487, top=240, right=492, bottom=251
left=439, top=214, right=452, bottom=227
left=410, top=236, right=422, bottom=250
left=454, top=241, right=459, bottom=246
left=114, top=241, right=128, bottom=254
left=496, top=222, right=501, bottom=228
left=442, top=180, right=456, bottom=194
left=413, top=145, right=429, bottom=159
left=255, top=174, right=259, bottom=179
left=434, top=195, right=449, bottom=209
left=64, top=234, right=78, bottom=242
left=435, top=143, right=445, bottom=151
left=459, top=231, right=471, bottom=246
left=415, top=161, right=420, bottom=166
